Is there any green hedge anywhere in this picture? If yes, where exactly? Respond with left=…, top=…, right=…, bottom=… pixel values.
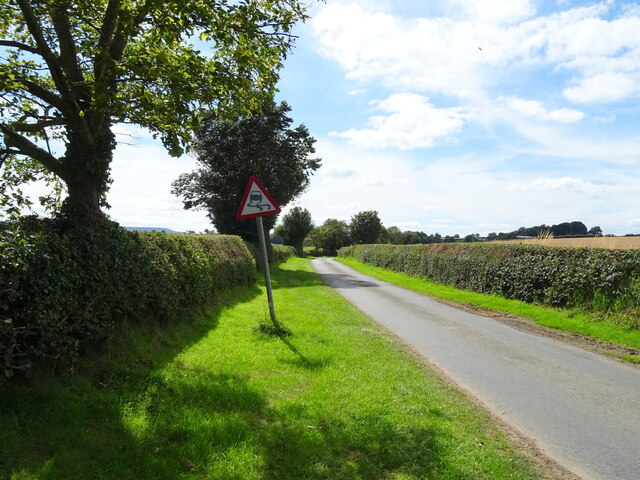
left=339, top=244, right=640, bottom=324
left=244, top=241, right=296, bottom=267
left=0, top=218, right=255, bottom=378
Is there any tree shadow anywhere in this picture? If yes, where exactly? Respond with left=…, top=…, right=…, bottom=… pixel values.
left=1, top=366, right=468, bottom=479
left=267, top=263, right=326, bottom=290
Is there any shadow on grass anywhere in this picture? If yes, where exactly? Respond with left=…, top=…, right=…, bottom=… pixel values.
left=0, top=283, right=264, bottom=480
left=269, top=260, right=379, bottom=291
left=1, top=366, right=462, bottom=479
left=267, top=262, right=326, bottom=290
left=278, top=336, right=333, bottom=371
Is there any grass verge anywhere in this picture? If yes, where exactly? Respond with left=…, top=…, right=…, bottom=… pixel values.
left=1, top=258, right=547, bottom=479
left=336, top=257, right=640, bottom=355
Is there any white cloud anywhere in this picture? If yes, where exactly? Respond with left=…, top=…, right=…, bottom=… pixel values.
left=508, top=176, right=599, bottom=193
left=505, top=97, right=584, bottom=123
left=335, top=93, right=472, bottom=149
left=313, top=3, right=486, bottom=96
left=447, top=0, right=536, bottom=25
left=563, top=73, right=638, bottom=103
left=313, top=1, right=640, bottom=103
left=593, top=114, right=616, bottom=124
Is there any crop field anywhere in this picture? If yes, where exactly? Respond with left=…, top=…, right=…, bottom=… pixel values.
left=491, top=236, right=640, bottom=249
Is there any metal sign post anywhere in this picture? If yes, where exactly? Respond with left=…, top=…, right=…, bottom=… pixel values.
left=255, top=216, right=278, bottom=326
left=236, top=176, right=282, bottom=328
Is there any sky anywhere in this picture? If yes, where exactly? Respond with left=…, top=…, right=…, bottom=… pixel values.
left=28, top=0, right=640, bottom=236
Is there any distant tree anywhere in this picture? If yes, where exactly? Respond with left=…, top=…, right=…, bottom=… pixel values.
left=443, top=235, right=455, bottom=243
left=415, top=231, right=429, bottom=244
left=172, top=101, right=321, bottom=244
left=279, top=207, right=313, bottom=256
left=486, top=232, right=498, bottom=241
left=588, top=226, right=603, bottom=236
left=307, top=218, right=350, bottom=255
left=349, top=210, right=383, bottom=244
left=569, top=221, right=588, bottom=235
left=463, top=233, right=480, bottom=242
left=551, top=221, right=587, bottom=236
left=402, top=230, right=421, bottom=244
left=386, top=226, right=403, bottom=244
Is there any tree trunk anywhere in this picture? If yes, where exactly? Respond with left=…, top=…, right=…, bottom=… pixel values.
left=64, top=178, right=108, bottom=225
left=59, top=128, right=114, bottom=226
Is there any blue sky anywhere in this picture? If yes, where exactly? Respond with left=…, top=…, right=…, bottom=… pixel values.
left=56, top=0, right=640, bottom=235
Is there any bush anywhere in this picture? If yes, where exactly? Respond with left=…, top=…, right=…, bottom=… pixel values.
left=0, top=218, right=255, bottom=378
left=339, top=244, right=640, bottom=323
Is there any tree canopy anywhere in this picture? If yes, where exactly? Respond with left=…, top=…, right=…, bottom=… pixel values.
left=0, top=0, right=308, bottom=223
left=171, top=100, right=320, bottom=243
left=349, top=210, right=383, bottom=245
left=307, top=218, right=350, bottom=255
left=278, top=206, right=313, bottom=256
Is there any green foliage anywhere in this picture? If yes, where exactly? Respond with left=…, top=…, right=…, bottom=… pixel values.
left=278, top=206, right=313, bottom=256
left=0, top=0, right=308, bottom=222
left=306, top=218, right=351, bottom=256
left=172, top=100, right=321, bottom=243
left=340, top=244, right=640, bottom=326
left=244, top=241, right=296, bottom=267
left=0, top=219, right=255, bottom=378
left=349, top=210, right=383, bottom=245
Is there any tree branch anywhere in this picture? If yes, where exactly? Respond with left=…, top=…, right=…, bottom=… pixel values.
left=0, top=125, right=63, bottom=177
left=15, top=0, right=93, bottom=144
left=98, top=0, right=122, bottom=51
left=11, top=118, right=65, bottom=133
left=50, top=6, right=86, bottom=89
left=16, top=76, right=68, bottom=114
left=0, top=39, right=41, bottom=56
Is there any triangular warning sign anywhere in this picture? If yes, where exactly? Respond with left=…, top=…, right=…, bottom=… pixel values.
left=236, top=176, right=281, bottom=220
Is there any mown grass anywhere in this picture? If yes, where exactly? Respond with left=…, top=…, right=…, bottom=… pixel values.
left=1, top=258, right=546, bottom=480
left=336, top=257, right=640, bottom=354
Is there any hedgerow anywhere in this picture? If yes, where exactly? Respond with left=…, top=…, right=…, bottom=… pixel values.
left=339, top=244, right=640, bottom=328
left=0, top=218, right=255, bottom=378
left=244, top=241, right=296, bottom=267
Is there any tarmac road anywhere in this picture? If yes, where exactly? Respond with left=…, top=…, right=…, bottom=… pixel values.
left=312, top=258, right=640, bottom=480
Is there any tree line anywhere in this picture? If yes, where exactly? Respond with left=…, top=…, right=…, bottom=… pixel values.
left=272, top=210, right=605, bottom=256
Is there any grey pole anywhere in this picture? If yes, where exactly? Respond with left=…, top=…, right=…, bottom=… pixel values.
left=256, top=216, right=278, bottom=327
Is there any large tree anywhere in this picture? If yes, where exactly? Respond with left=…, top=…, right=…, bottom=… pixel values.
left=171, top=100, right=320, bottom=243
left=349, top=210, right=383, bottom=245
left=279, top=206, right=313, bottom=256
left=0, top=0, right=308, bottom=224
left=306, top=218, right=350, bottom=256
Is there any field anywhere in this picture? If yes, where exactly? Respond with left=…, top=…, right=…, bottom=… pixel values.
left=491, top=236, right=640, bottom=249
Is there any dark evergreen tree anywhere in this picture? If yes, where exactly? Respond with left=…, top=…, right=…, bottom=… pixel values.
left=172, top=101, right=321, bottom=243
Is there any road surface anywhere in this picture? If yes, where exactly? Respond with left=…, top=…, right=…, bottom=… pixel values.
left=312, top=258, right=640, bottom=480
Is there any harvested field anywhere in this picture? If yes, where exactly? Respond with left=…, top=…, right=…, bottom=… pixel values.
left=491, top=236, right=640, bottom=250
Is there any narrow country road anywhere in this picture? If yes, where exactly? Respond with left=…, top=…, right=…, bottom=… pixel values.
left=312, top=258, right=640, bottom=480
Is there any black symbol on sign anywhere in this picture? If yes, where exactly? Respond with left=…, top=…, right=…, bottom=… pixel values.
left=248, top=190, right=271, bottom=212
